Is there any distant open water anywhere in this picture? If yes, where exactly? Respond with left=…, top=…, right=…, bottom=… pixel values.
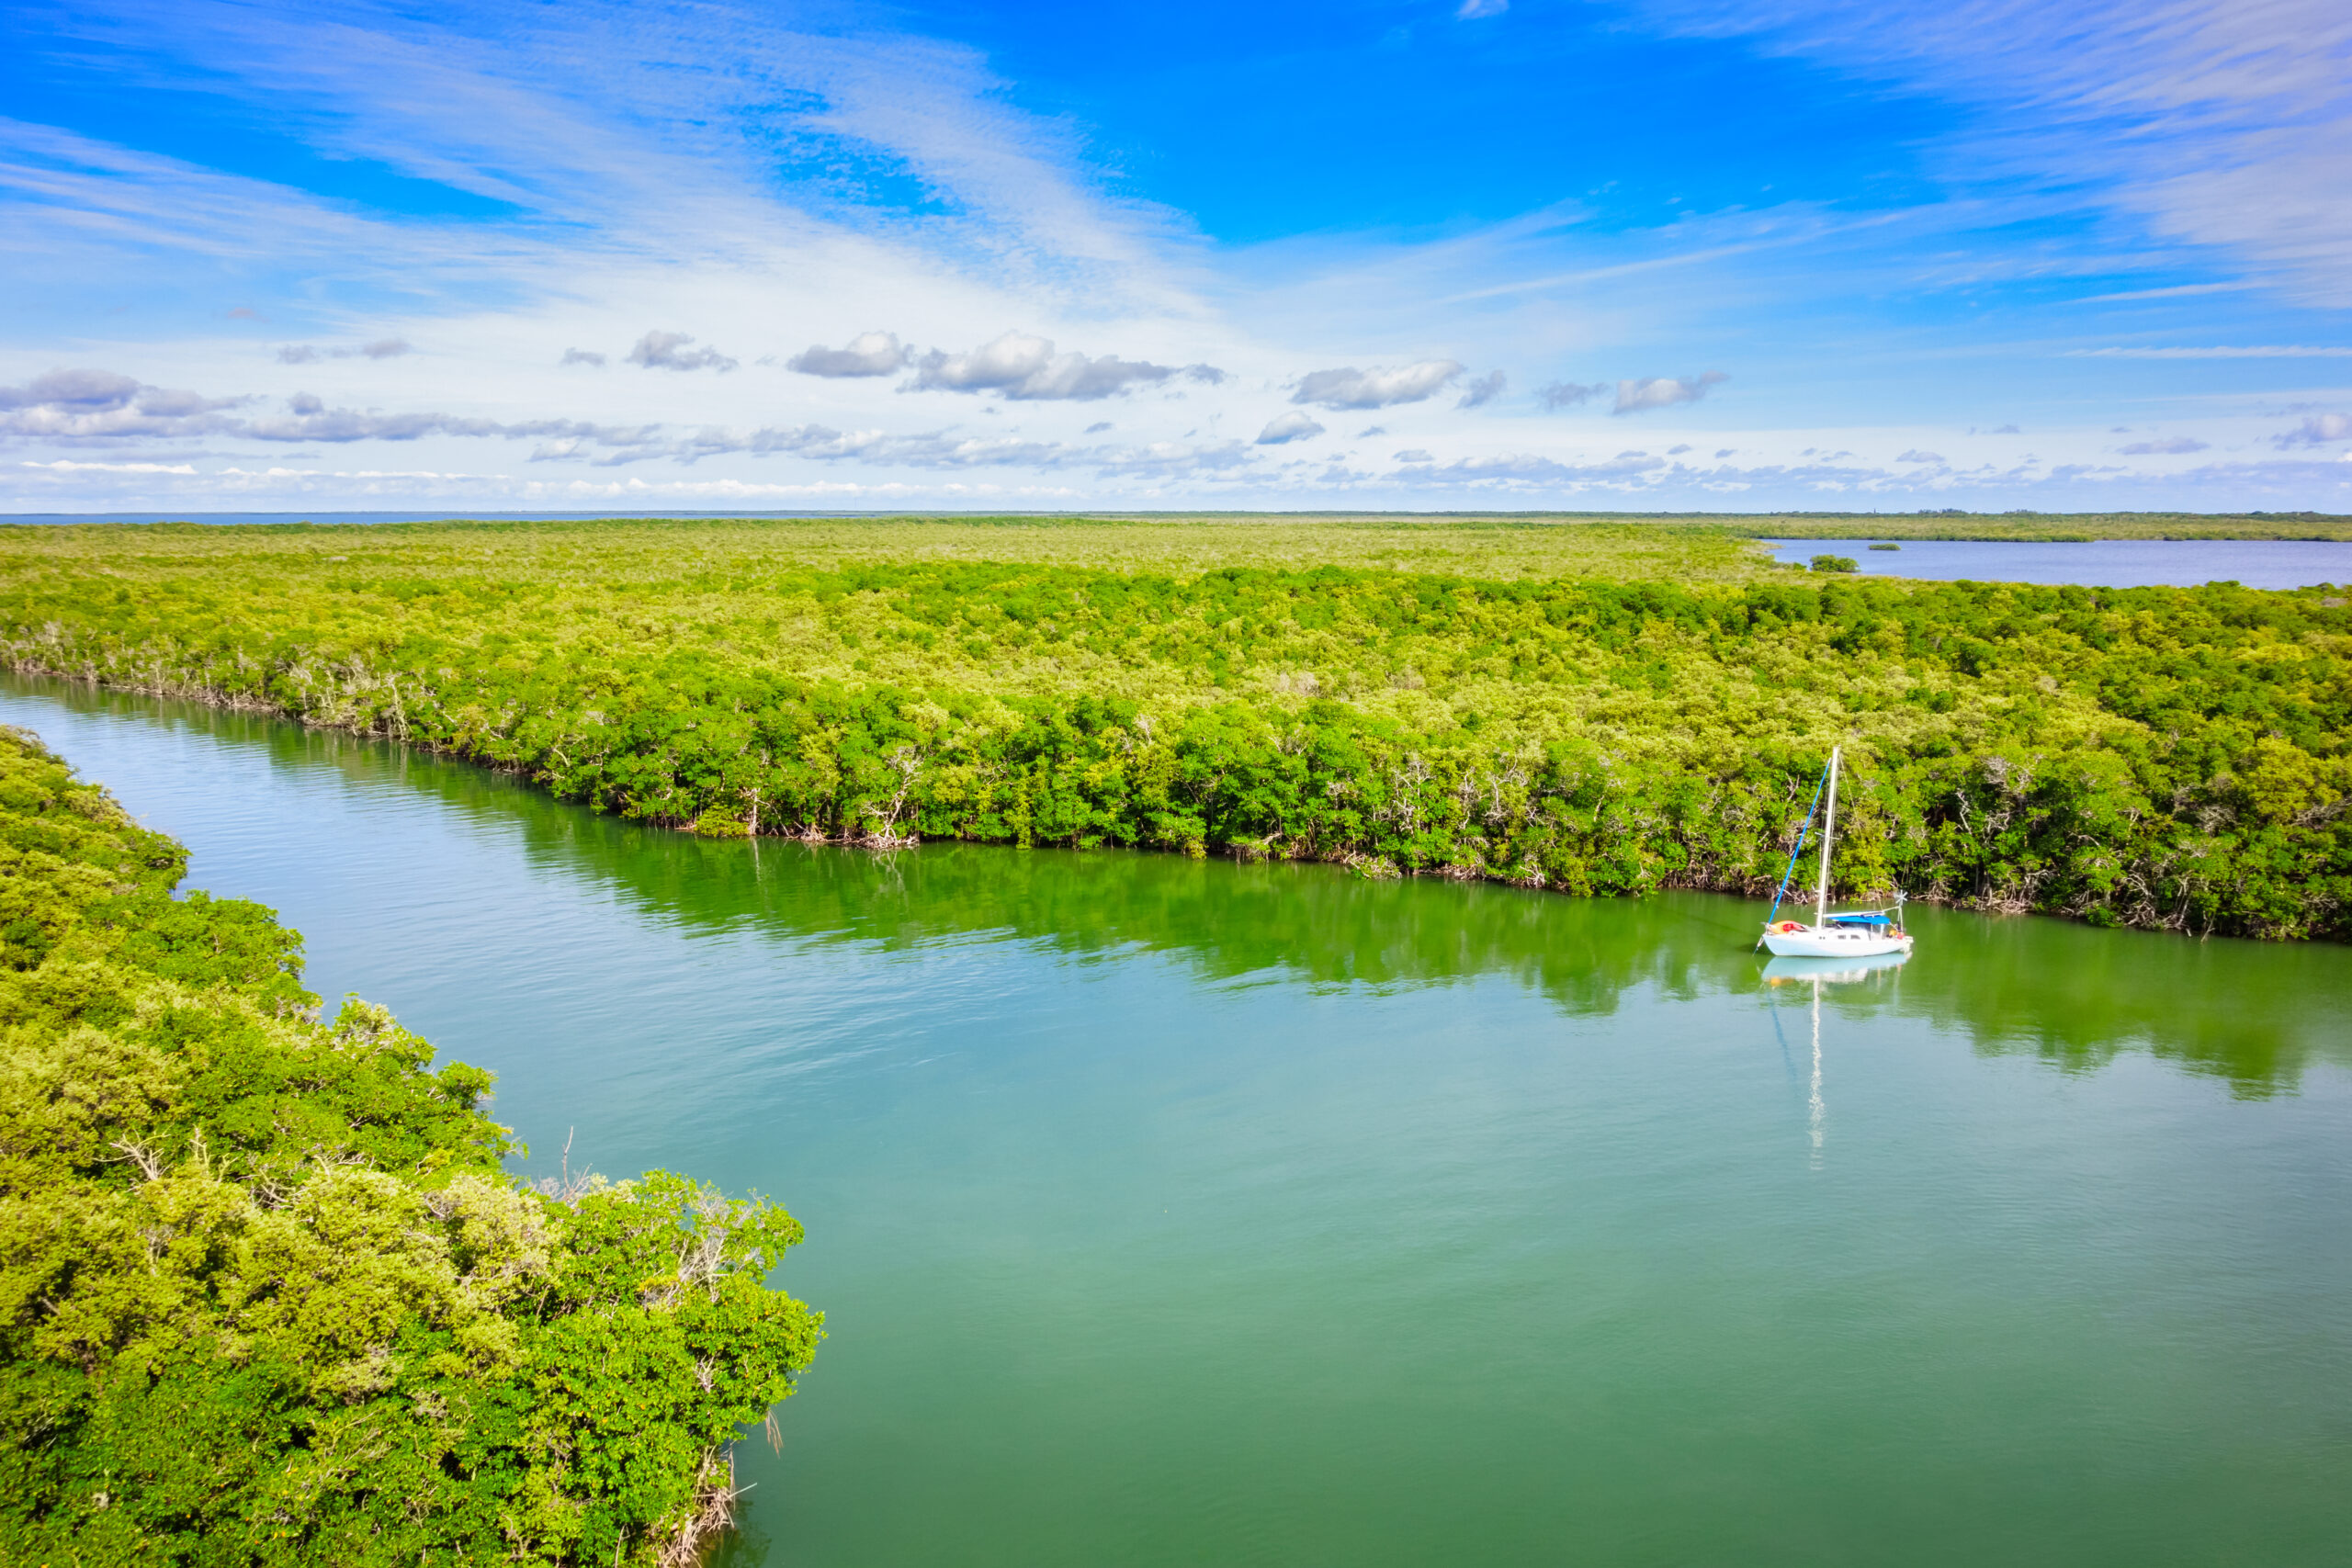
left=1763, top=536, right=2352, bottom=590
left=6, top=513, right=2348, bottom=591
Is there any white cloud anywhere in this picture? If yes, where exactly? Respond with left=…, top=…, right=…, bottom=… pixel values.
left=1257, top=412, right=1326, bottom=445
left=786, top=331, right=912, bottom=378
left=1539, top=380, right=1605, bottom=411
left=2068, top=345, right=2352, bottom=359
left=17, top=458, right=198, bottom=474
left=910, top=331, right=1195, bottom=400
left=2116, top=436, right=2209, bottom=455
left=1632, top=0, right=2352, bottom=305
left=1612, top=372, right=1726, bottom=414
left=2276, top=413, right=2351, bottom=447
left=1292, top=360, right=1463, bottom=410
left=1457, top=0, right=1510, bottom=16
left=2079, top=282, right=2253, bottom=302
left=1456, top=369, right=1507, bottom=409
left=1896, top=448, right=1944, bottom=462
left=1393, top=448, right=1433, bottom=462
left=277, top=338, right=412, bottom=365
left=560, top=348, right=605, bottom=367
left=0, top=368, right=247, bottom=443
left=627, top=331, right=739, bottom=371
left=1091, top=439, right=1251, bottom=476
left=11, top=0, right=2350, bottom=513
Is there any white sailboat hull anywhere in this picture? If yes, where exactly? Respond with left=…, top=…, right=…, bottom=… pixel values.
left=1760, top=925, right=1914, bottom=958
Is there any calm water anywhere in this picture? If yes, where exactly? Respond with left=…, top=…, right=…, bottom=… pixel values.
left=7, top=674, right=2350, bottom=1568
left=1765, top=537, right=2352, bottom=589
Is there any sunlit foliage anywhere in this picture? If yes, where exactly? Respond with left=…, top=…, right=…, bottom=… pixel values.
left=3, top=516, right=2347, bottom=938
left=0, top=725, right=821, bottom=1565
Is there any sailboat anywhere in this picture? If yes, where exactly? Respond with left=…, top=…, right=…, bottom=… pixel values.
left=1758, top=746, right=1915, bottom=959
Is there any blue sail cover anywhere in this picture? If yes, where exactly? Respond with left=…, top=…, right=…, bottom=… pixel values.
left=1826, top=912, right=1894, bottom=927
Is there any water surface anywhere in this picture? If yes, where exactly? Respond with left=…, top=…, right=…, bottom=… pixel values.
left=1766, top=536, right=2352, bottom=588
left=6, top=675, right=2348, bottom=1568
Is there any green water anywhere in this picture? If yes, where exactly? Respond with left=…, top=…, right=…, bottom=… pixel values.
left=6, top=674, right=2349, bottom=1568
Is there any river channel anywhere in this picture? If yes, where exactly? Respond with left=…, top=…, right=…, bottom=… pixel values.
left=6, top=673, right=2348, bottom=1568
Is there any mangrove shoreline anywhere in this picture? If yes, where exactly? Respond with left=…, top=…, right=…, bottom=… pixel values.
left=4, top=517, right=2346, bottom=941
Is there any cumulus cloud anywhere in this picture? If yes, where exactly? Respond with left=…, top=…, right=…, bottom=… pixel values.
left=1612, top=372, right=1727, bottom=414
left=1394, top=448, right=1433, bottom=463
left=1896, top=448, right=1945, bottom=463
left=1257, top=411, right=1327, bottom=445
left=1456, top=369, right=1507, bottom=409
left=610, top=422, right=1250, bottom=479
left=664, top=423, right=1040, bottom=467
left=1538, top=380, right=1605, bottom=411
left=2117, top=436, right=2210, bottom=455
left=786, top=331, right=912, bottom=378
left=1668, top=444, right=1692, bottom=455
left=1292, top=360, right=1463, bottom=410
left=910, top=331, right=1196, bottom=400
left=2276, top=412, right=2351, bottom=447
left=0, top=367, right=247, bottom=443
left=1085, top=422, right=1113, bottom=434
left=0, top=367, right=643, bottom=451
left=1358, top=425, right=1387, bottom=437
left=1457, top=0, right=1509, bottom=15
left=1395, top=451, right=1669, bottom=485
left=1091, top=439, right=1251, bottom=477
left=560, top=348, right=606, bottom=367
left=238, top=393, right=665, bottom=453
left=1182, top=365, right=1229, bottom=386
left=277, top=337, right=412, bottom=365
left=628, top=331, right=738, bottom=372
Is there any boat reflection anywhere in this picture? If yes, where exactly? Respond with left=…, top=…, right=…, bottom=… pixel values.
left=1761, top=949, right=1909, bottom=987
left=1761, top=950, right=1906, bottom=1168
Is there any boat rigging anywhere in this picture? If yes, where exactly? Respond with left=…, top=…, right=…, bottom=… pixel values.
left=1758, top=746, right=1915, bottom=960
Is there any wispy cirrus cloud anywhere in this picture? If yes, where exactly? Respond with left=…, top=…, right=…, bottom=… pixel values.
left=2067, top=345, right=2352, bottom=359
left=6, top=0, right=2351, bottom=514
left=1629, top=0, right=2352, bottom=306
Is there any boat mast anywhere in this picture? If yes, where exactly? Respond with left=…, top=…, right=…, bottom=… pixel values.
left=1815, top=745, right=1840, bottom=925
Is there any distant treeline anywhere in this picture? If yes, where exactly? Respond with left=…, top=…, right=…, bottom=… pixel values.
left=0, top=726, right=820, bottom=1564
left=3, top=522, right=2347, bottom=939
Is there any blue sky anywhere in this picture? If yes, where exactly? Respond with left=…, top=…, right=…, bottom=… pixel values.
left=3, top=0, right=2348, bottom=513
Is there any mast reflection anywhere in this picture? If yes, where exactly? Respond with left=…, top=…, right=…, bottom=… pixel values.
left=1762, top=952, right=1909, bottom=1166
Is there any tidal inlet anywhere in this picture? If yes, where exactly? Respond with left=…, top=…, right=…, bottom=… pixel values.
left=4, top=2, right=2351, bottom=1565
